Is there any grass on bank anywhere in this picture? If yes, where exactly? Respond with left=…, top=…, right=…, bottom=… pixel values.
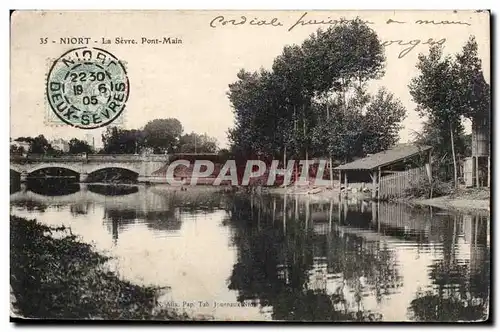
left=10, top=215, right=190, bottom=320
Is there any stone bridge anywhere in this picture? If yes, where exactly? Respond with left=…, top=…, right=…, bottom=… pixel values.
left=10, top=154, right=170, bottom=183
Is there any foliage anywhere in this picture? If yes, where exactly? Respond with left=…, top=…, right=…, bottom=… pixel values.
left=362, top=88, right=407, bottom=155
left=143, top=118, right=184, bottom=154
left=227, top=19, right=405, bottom=162
left=10, top=144, right=24, bottom=155
left=453, top=36, right=490, bottom=120
left=101, top=120, right=218, bottom=155
left=217, top=148, right=232, bottom=159
left=413, top=118, right=467, bottom=160
left=405, top=177, right=454, bottom=199
left=409, top=36, right=490, bottom=183
left=68, top=138, right=94, bottom=154
left=301, top=19, right=385, bottom=94
left=101, top=127, right=145, bottom=154
left=10, top=215, right=190, bottom=320
left=179, top=132, right=218, bottom=153
left=409, top=45, right=458, bottom=124
left=14, top=135, right=56, bottom=155
left=225, top=195, right=397, bottom=321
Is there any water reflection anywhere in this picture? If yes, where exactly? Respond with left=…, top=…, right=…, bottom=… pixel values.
left=408, top=215, right=490, bottom=322
left=10, top=183, right=490, bottom=321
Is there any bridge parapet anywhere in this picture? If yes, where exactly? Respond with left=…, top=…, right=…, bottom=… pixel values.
left=11, top=154, right=170, bottom=163
left=10, top=154, right=86, bottom=162
left=88, top=155, right=145, bottom=162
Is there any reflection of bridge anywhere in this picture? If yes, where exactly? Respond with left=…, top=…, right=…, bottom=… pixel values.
left=10, top=184, right=172, bottom=213
left=10, top=184, right=226, bottom=214
left=10, top=154, right=169, bottom=183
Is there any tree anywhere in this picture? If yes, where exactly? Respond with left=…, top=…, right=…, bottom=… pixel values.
left=10, top=144, right=24, bottom=155
left=302, top=18, right=385, bottom=97
left=143, top=118, right=183, bottom=154
left=453, top=36, right=490, bottom=121
left=228, top=69, right=281, bottom=160
left=68, top=138, right=94, bottom=154
left=101, top=127, right=145, bottom=154
left=412, top=117, right=468, bottom=182
left=409, top=45, right=461, bottom=186
left=409, top=36, right=490, bottom=186
left=15, top=135, right=55, bottom=154
left=178, top=132, right=218, bottom=153
left=228, top=19, right=395, bottom=165
left=362, top=88, right=407, bottom=155
left=311, top=89, right=406, bottom=163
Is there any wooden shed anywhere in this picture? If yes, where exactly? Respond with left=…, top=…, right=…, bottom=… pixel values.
left=334, top=144, right=433, bottom=199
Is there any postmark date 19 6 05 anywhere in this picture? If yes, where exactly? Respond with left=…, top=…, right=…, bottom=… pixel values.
left=46, top=47, right=130, bottom=129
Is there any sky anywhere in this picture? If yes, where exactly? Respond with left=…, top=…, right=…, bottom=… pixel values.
left=10, top=10, right=490, bottom=149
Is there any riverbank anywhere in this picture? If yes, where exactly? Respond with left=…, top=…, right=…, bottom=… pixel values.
left=268, top=185, right=491, bottom=214
left=266, top=185, right=371, bottom=202
left=406, top=188, right=490, bottom=214
left=10, top=216, right=198, bottom=320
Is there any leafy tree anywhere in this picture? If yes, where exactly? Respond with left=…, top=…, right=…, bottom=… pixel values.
left=178, top=132, right=218, bottom=153
left=362, top=88, right=407, bottom=155
left=409, top=45, right=461, bottom=186
left=228, top=19, right=398, bottom=164
left=143, top=118, right=183, bottom=154
left=68, top=138, right=94, bottom=154
left=311, top=89, right=406, bottom=163
left=302, top=19, right=385, bottom=97
left=228, top=69, right=281, bottom=160
left=217, top=148, right=232, bottom=160
left=15, top=135, right=55, bottom=155
left=409, top=36, right=490, bottom=186
left=412, top=117, right=468, bottom=182
left=10, top=144, right=24, bottom=155
left=101, top=127, right=145, bottom=154
left=453, top=37, right=490, bottom=121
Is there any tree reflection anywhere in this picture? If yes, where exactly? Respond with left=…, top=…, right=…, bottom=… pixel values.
left=88, top=184, right=139, bottom=196
left=225, top=195, right=401, bottom=321
left=408, top=214, right=490, bottom=321
left=10, top=170, right=21, bottom=194
left=10, top=199, right=48, bottom=213
left=70, top=203, right=91, bottom=216
left=27, top=179, right=80, bottom=196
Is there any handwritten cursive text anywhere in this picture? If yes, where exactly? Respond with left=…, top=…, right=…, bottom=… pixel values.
left=210, top=15, right=283, bottom=28
left=288, top=12, right=373, bottom=31
left=382, top=38, right=447, bottom=59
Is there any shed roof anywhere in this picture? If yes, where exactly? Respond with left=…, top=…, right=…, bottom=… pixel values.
left=334, top=144, right=432, bottom=171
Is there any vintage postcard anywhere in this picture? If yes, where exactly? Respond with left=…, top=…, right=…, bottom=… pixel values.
left=10, top=10, right=490, bottom=322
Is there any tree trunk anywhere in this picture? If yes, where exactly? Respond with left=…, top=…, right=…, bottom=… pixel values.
left=326, top=104, right=333, bottom=188
left=450, top=122, right=458, bottom=188
left=303, top=105, right=307, bottom=162
left=283, top=146, right=287, bottom=188
left=293, top=106, right=297, bottom=132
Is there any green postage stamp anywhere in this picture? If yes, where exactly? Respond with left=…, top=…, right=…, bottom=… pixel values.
left=46, top=47, right=129, bottom=129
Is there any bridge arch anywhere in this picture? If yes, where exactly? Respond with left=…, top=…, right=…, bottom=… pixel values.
left=86, top=164, right=140, bottom=176
left=27, top=163, right=82, bottom=175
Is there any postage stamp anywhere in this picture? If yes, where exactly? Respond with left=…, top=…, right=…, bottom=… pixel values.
left=46, top=47, right=129, bottom=129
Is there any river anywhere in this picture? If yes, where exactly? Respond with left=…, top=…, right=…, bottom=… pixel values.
left=10, top=180, right=490, bottom=321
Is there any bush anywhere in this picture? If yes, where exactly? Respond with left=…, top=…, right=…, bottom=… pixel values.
left=405, top=177, right=453, bottom=199
left=10, top=216, right=191, bottom=320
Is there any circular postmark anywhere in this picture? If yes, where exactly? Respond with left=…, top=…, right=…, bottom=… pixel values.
left=46, top=47, right=129, bottom=129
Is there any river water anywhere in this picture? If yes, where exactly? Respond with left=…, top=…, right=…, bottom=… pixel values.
left=10, top=181, right=490, bottom=322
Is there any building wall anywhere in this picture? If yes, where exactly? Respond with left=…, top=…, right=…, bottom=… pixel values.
left=50, top=139, right=70, bottom=152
